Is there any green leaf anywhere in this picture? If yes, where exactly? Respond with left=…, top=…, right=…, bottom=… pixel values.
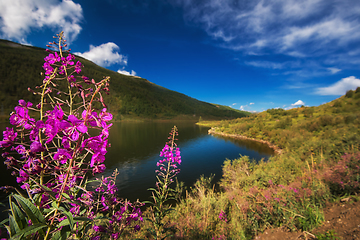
left=13, top=194, right=45, bottom=224
left=11, top=223, right=48, bottom=240
left=58, top=218, right=70, bottom=227
left=9, top=215, right=20, bottom=236
left=12, top=194, right=46, bottom=237
left=50, top=225, right=71, bottom=240
left=59, top=208, right=74, bottom=230
left=10, top=201, right=26, bottom=230
left=0, top=218, right=9, bottom=226
left=73, top=216, right=92, bottom=222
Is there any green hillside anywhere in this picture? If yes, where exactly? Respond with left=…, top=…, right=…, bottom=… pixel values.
left=0, top=39, right=250, bottom=121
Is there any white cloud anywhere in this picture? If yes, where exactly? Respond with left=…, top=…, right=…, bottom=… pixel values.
left=239, top=103, right=256, bottom=112
left=118, top=69, right=137, bottom=76
left=175, top=0, right=360, bottom=66
left=284, top=100, right=305, bottom=110
left=245, top=61, right=285, bottom=69
left=75, top=43, right=128, bottom=67
left=292, top=100, right=305, bottom=106
left=327, top=67, right=341, bottom=74
left=0, top=0, right=83, bottom=42
left=315, top=76, right=360, bottom=95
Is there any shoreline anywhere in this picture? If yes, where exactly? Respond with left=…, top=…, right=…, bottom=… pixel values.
left=207, top=127, right=283, bottom=155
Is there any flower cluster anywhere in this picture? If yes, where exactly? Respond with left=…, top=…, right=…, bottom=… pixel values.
left=86, top=171, right=143, bottom=239
left=147, top=126, right=182, bottom=239
left=219, top=210, right=228, bottom=223
left=0, top=32, right=141, bottom=240
left=156, top=143, right=181, bottom=178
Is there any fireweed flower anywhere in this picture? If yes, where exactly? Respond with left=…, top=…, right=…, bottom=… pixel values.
left=9, top=100, right=35, bottom=129
left=147, top=126, right=181, bottom=239
left=54, top=149, right=72, bottom=164
left=0, top=32, right=145, bottom=240
left=0, top=127, right=17, bottom=148
left=219, top=210, right=228, bottom=223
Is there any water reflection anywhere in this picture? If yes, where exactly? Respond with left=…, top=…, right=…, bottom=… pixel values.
left=97, top=121, right=274, bottom=202
left=0, top=121, right=275, bottom=203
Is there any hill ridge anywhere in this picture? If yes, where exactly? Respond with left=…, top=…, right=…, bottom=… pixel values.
left=0, top=39, right=251, bottom=121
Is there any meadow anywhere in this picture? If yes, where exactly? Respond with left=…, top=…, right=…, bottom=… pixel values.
left=126, top=88, right=360, bottom=239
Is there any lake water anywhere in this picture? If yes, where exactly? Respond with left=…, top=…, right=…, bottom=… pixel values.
left=93, top=121, right=274, bottom=202
left=0, top=121, right=274, bottom=203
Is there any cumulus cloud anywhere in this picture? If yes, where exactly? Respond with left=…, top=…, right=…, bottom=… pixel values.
left=0, top=0, right=83, bottom=43
left=284, top=100, right=305, bottom=110
left=118, top=68, right=137, bottom=76
left=315, top=76, right=360, bottom=95
left=292, top=100, right=305, bottom=106
left=75, top=43, right=128, bottom=67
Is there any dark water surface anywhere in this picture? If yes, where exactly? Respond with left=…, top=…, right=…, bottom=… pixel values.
left=0, top=121, right=274, bottom=203
left=94, top=121, right=274, bottom=202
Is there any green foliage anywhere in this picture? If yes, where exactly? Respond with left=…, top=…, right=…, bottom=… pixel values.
left=316, top=230, right=340, bottom=240
left=0, top=39, right=250, bottom=121
left=345, top=90, right=354, bottom=98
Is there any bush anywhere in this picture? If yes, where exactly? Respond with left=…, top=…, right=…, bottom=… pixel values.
left=345, top=90, right=354, bottom=98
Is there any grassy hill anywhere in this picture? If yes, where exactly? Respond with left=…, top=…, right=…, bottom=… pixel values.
left=0, top=39, right=250, bottom=121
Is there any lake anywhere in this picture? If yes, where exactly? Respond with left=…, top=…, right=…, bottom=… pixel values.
left=0, top=121, right=274, bottom=203
left=92, top=121, right=274, bottom=202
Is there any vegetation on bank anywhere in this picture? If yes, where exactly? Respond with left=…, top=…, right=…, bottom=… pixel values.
left=0, top=39, right=250, bottom=122
left=125, top=88, right=360, bottom=239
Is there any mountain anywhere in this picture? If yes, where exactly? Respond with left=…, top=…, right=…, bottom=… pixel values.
left=0, top=39, right=250, bottom=121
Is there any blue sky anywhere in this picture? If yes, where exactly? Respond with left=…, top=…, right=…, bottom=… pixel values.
left=1, top=0, right=360, bottom=112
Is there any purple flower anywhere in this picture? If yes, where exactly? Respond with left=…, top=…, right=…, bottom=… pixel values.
left=157, top=144, right=181, bottom=176
left=10, top=100, right=34, bottom=129
left=134, top=225, right=141, bottom=232
left=61, top=136, right=71, bottom=149
left=107, top=181, right=118, bottom=194
left=69, top=203, right=80, bottom=215
left=0, top=127, right=17, bottom=148
left=219, top=210, right=228, bottom=223
left=112, top=232, right=120, bottom=239
left=54, top=149, right=72, bottom=164
left=75, top=61, right=82, bottom=73
left=82, top=136, right=108, bottom=167
left=23, top=157, right=42, bottom=174
left=92, top=164, right=106, bottom=175
left=43, top=61, right=54, bottom=75
left=61, top=54, right=75, bottom=67
left=64, top=115, right=88, bottom=141
left=16, top=169, right=29, bottom=183
left=44, top=52, right=60, bottom=64
left=68, top=75, right=76, bottom=83
left=30, top=141, right=45, bottom=153
left=100, top=195, right=109, bottom=211
left=40, top=194, right=50, bottom=209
